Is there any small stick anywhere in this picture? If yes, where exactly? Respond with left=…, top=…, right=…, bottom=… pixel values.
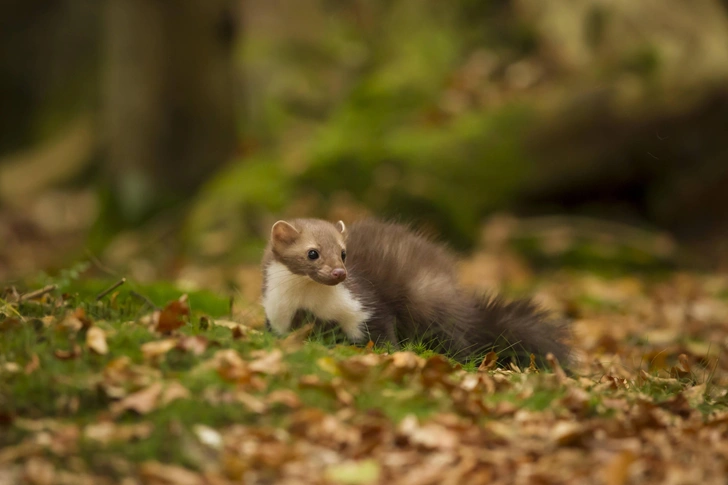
left=19, top=284, right=57, bottom=302
left=130, top=291, right=160, bottom=310
left=96, top=278, right=127, bottom=301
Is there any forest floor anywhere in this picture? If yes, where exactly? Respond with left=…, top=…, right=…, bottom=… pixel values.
left=1, top=252, right=727, bottom=485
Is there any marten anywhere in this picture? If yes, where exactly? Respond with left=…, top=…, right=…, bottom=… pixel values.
left=261, top=218, right=569, bottom=366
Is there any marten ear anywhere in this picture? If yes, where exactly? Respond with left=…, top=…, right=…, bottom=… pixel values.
left=335, top=220, right=346, bottom=236
left=271, top=220, right=300, bottom=245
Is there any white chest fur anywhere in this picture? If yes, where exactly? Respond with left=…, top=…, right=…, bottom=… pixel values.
left=262, top=261, right=370, bottom=341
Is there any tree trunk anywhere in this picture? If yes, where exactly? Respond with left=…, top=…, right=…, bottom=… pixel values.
left=103, top=0, right=237, bottom=224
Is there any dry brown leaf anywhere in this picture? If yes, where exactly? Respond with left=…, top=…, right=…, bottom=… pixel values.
left=230, top=326, right=245, bottom=340
left=139, top=461, right=204, bottom=485
left=386, top=351, right=425, bottom=381
left=337, top=354, right=381, bottom=381
left=670, top=353, right=693, bottom=379
left=160, top=382, right=191, bottom=406
left=0, top=439, right=43, bottom=465
left=249, top=349, right=284, bottom=374
left=234, top=391, right=267, bottom=413
left=86, top=326, right=108, bottom=355
left=266, top=389, right=302, bottom=409
left=220, top=453, right=247, bottom=481
left=192, top=424, right=223, bottom=450
left=210, top=349, right=251, bottom=383
left=101, top=356, right=161, bottom=399
left=2, top=362, right=21, bottom=374
left=421, top=355, right=456, bottom=388
left=141, top=339, right=178, bottom=361
left=398, top=415, right=458, bottom=450
left=156, top=295, right=190, bottom=333
left=110, top=382, right=163, bottom=416
left=54, top=344, right=81, bottom=360
left=550, top=421, right=588, bottom=446
left=324, top=459, right=380, bottom=485
left=24, top=354, right=40, bottom=375
left=23, top=457, right=55, bottom=485
left=317, top=356, right=340, bottom=376
left=546, top=352, right=568, bottom=383
left=84, top=421, right=153, bottom=444
left=478, top=351, right=498, bottom=371
left=177, top=335, right=208, bottom=355
left=602, top=450, right=637, bottom=485
left=280, top=322, right=314, bottom=351
left=298, top=375, right=354, bottom=406
left=333, top=380, right=355, bottom=406
left=58, top=307, right=93, bottom=333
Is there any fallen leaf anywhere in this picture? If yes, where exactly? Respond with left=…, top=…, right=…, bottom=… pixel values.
left=602, top=450, right=636, bottom=485
left=550, top=421, right=588, bottom=446
left=54, top=345, right=81, bottom=360
left=249, top=349, right=284, bottom=375
left=23, top=457, right=55, bottom=485
left=280, top=322, right=314, bottom=351
left=86, top=326, right=108, bottom=355
left=478, top=351, right=498, bottom=371
left=234, top=391, right=267, bottom=413
left=2, top=362, right=21, bottom=374
left=160, top=381, right=191, bottom=406
left=386, top=352, right=425, bottom=381
left=317, top=356, right=340, bottom=376
left=266, top=390, right=302, bottom=409
left=110, top=382, right=163, bottom=416
left=139, top=461, right=204, bottom=485
left=324, top=459, right=380, bottom=485
left=337, top=354, right=381, bottom=381
left=670, top=353, right=693, bottom=379
left=398, top=415, right=458, bottom=450
left=24, top=354, right=40, bottom=374
left=156, top=295, right=190, bottom=333
left=192, top=424, right=223, bottom=450
left=141, top=339, right=178, bottom=361
left=177, top=336, right=208, bottom=355
left=546, top=352, right=568, bottom=383
left=210, top=350, right=251, bottom=383
left=84, top=421, right=153, bottom=444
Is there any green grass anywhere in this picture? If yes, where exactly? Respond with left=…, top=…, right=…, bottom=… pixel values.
left=1, top=275, right=724, bottom=481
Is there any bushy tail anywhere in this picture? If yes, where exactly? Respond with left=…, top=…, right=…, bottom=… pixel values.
left=441, top=293, right=571, bottom=367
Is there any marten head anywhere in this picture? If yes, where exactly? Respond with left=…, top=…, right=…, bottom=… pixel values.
left=269, top=219, right=347, bottom=286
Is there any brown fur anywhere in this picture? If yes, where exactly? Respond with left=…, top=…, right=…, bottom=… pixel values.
left=262, top=218, right=570, bottom=366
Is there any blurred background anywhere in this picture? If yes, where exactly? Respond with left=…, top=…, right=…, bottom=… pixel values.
left=2, top=0, right=728, bottom=297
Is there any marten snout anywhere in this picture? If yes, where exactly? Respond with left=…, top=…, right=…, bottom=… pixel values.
left=331, top=268, right=347, bottom=281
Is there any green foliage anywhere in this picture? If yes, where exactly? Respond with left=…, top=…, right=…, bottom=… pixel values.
left=190, top=1, right=538, bottom=253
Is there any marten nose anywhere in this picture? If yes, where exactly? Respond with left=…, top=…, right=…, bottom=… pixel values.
left=331, top=268, right=347, bottom=281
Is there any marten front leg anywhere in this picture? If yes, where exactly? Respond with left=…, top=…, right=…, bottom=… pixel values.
left=363, top=313, right=400, bottom=351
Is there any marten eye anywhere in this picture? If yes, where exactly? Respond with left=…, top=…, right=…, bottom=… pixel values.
left=307, top=250, right=319, bottom=260
left=341, top=250, right=346, bottom=262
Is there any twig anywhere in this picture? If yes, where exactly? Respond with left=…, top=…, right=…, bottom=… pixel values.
left=96, top=278, right=127, bottom=301
left=19, top=284, right=57, bottom=302
left=130, top=291, right=160, bottom=310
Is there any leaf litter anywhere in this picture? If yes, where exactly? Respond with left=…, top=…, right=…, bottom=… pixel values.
left=0, top=269, right=727, bottom=484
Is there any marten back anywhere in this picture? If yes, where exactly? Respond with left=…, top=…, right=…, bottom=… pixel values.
left=345, top=219, right=569, bottom=363
left=345, top=220, right=471, bottom=348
